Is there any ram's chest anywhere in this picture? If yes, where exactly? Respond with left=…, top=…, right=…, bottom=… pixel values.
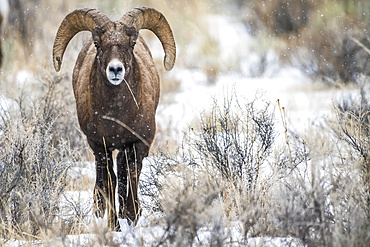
left=77, top=93, right=155, bottom=149
left=88, top=115, right=139, bottom=149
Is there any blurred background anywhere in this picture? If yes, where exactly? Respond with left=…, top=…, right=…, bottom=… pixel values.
left=1, top=0, right=369, bottom=80
left=1, top=0, right=369, bottom=149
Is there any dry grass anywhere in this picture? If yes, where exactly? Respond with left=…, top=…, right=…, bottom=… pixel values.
left=331, top=77, right=370, bottom=216
left=1, top=72, right=369, bottom=246
left=0, top=75, right=82, bottom=241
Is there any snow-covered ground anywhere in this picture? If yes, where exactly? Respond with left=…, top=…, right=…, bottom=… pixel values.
left=155, top=60, right=350, bottom=155
left=60, top=16, right=349, bottom=246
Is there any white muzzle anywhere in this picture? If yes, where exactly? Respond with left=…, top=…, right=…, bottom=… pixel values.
left=106, top=59, right=125, bottom=85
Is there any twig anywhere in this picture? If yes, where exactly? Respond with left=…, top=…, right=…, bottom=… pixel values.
left=277, top=99, right=293, bottom=163
left=123, top=78, right=139, bottom=110
left=351, top=37, right=370, bottom=55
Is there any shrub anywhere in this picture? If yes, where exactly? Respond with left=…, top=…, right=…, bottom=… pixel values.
left=140, top=93, right=278, bottom=245
left=141, top=91, right=370, bottom=246
left=332, top=78, right=370, bottom=217
left=195, top=94, right=275, bottom=192
left=0, top=76, right=78, bottom=239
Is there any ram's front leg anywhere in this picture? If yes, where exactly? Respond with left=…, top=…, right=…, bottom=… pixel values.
left=126, top=160, right=142, bottom=225
left=93, top=151, right=107, bottom=218
left=125, top=142, right=148, bottom=225
left=91, top=143, right=120, bottom=231
left=104, top=152, right=120, bottom=231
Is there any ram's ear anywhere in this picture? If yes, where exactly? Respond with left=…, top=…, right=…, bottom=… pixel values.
left=130, top=34, right=138, bottom=48
left=92, top=28, right=104, bottom=49
left=125, top=26, right=138, bottom=48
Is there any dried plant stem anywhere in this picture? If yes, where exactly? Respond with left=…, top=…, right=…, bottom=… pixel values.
left=351, top=37, right=370, bottom=55
left=123, top=78, right=139, bottom=110
left=277, top=99, right=292, bottom=162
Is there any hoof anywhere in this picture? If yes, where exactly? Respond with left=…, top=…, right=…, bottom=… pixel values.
left=107, top=214, right=121, bottom=231
left=119, top=207, right=142, bottom=226
left=123, top=208, right=142, bottom=226
left=112, top=221, right=121, bottom=232
left=126, top=212, right=138, bottom=226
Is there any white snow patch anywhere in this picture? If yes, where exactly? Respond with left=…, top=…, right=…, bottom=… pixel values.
left=156, top=64, right=345, bottom=145
left=15, top=70, right=34, bottom=87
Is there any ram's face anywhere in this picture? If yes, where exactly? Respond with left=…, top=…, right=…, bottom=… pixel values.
left=93, top=23, right=138, bottom=86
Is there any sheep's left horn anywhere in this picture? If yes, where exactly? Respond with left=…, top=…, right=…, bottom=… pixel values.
left=53, top=8, right=110, bottom=72
left=121, top=7, right=176, bottom=71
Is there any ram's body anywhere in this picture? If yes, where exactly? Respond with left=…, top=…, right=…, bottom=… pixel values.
left=53, top=7, right=176, bottom=230
left=73, top=36, right=159, bottom=149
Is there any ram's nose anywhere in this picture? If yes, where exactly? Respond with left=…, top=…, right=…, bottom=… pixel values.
left=106, top=59, right=125, bottom=85
left=109, top=64, right=123, bottom=75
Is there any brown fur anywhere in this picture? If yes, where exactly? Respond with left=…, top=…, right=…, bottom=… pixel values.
left=73, top=35, right=159, bottom=149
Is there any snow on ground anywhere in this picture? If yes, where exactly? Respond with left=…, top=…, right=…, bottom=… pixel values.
left=157, top=65, right=347, bottom=145
left=1, top=13, right=356, bottom=247
left=62, top=14, right=351, bottom=246
left=57, top=65, right=340, bottom=246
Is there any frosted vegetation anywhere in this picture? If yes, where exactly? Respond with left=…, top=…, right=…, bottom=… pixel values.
left=0, top=0, right=369, bottom=246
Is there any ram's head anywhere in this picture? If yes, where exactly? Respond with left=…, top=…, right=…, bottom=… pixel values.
left=52, top=8, right=176, bottom=86
left=92, top=23, right=138, bottom=85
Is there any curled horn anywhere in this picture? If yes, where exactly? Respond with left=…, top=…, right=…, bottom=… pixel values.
left=121, top=7, right=176, bottom=71
left=52, top=8, right=110, bottom=72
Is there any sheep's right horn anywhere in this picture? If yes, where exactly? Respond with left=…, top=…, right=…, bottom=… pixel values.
left=121, top=7, right=176, bottom=71
left=53, top=8, right=110, bottom=72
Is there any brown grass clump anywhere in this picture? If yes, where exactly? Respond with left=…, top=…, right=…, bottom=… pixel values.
left=0, top=76, right=80, bottom=240
left=0, top=70, right=96, bottom=243
left=331, top=77, right=370, bottom=217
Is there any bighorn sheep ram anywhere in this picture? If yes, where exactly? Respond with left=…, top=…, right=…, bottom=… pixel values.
left=52, top=7, right=176, bottom=230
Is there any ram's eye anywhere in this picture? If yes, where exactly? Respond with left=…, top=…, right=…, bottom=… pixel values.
left=131, top=40, right=136, bottom=48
